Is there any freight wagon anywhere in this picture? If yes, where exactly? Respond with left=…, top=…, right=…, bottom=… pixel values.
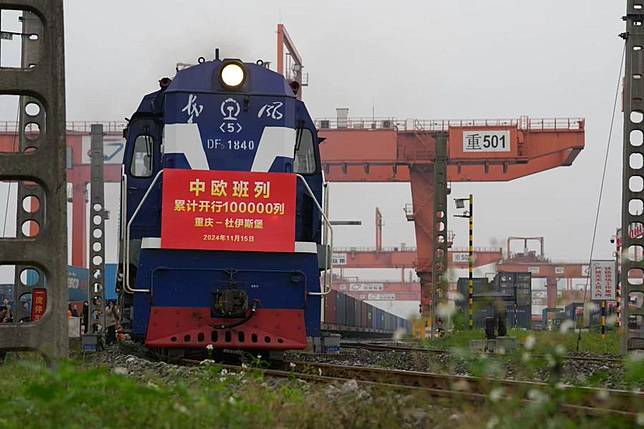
left=321, top=289, right=410, bottom=336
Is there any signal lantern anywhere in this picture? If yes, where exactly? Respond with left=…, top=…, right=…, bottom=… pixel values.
left=289, top=80, right=300, bottom=96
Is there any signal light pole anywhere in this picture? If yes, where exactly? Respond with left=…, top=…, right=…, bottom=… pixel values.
left=455, top=195, right=474, bottom=329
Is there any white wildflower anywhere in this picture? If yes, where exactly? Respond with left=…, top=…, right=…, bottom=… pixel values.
left=606, top=314, right=618, bottom=326
left=437, top=301, right=457, bottom=318
left=289, top=362, right=296, bottom=369
left=451, top=380, right=470, bottom=392
left=636, top=412, right=644, bottom=426
left=228, top=396, right=236, bottom=405
left=521, top=352, right=531, bottom=363
left=173, top=403, right=188, bottom=414
left=489, top=387, right=504, bottom=402
left=241, top=363, right=248, bottom=369
left=112, top=367, right=128, bottom=376
left=584, top=302, right=598, bottom=312
left=393, top=328, right=406, bottom=341
left=559, top=319, right=574, bottom=334
left=206, top=344, right=214, bottom=351
left=486, top=416, right=499, bottom=429
left=595, top=389, right=610, bottom=401
left=524, top=335, right=536, bottom=351
left=545, top=354, right=556, bottom=368
left=527, top=389, right=549, bottom=403
left=555, top=344, right=566, bottom=356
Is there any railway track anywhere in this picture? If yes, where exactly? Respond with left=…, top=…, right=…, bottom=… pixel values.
left=181, top=358, right=642, bottom=420
left=340, top=342, right=625, bottom=364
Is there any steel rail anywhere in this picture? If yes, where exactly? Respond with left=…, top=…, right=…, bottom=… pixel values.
left=289, top=361, right=641, bottom=417
left=340, top=342, right=625, bottom=364
left=180, top=358, right=640, bottom=419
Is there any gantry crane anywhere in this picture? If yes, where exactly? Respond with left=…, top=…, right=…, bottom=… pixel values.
left=497, top=237, right=589, bottom=309
left=319, top=115, right=585, bottom=332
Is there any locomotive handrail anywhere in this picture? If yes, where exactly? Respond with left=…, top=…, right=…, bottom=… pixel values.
left=124, top=169, right=165, bottom=293
left=120, top=165, right=129, bottom=292
left=296, top=174, right=334, bottom=296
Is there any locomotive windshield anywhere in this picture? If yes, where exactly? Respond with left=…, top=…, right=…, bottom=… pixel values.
left=294, top=128, right=316, bottom=174
left=130, top=135, right=154, bottom=177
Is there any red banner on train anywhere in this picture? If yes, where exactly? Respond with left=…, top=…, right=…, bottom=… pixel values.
left=161, top=169, right=296, bottom=252
left=31, top=288, right=47, bottom=321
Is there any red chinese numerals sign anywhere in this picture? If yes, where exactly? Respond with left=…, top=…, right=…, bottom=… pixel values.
left=161, top=169, right=296, bottom=252
left=31, top=288, right=47, bottom=321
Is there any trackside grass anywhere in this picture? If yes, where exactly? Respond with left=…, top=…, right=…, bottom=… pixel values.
left=0, top=354, right=640, bottom=429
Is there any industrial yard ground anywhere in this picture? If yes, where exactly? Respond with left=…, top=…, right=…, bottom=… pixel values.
left=425, top=329, right=622, bottom=356
left=0, top=333, right=641, bottom=429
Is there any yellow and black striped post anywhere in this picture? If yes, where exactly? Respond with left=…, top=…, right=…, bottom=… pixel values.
left=468, top=194, right=474, bottom=329
left=601, top=299, right=606, bottom=338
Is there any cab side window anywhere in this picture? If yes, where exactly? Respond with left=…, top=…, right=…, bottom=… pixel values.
left=130, top=135, right=154, bottom=178
left=293, top=129, right=317, bottom=174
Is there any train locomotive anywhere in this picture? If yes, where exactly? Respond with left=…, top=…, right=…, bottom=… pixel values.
left=117, top=56, right=327, bottom=356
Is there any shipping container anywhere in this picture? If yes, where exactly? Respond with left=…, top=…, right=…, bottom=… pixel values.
left=324, top=290, right=337, bottom=325
left=321, top=291, right=410, bottom=335
left=360, top=301, right=368, bottom=328
left=337, top=292, right=346, bottom=326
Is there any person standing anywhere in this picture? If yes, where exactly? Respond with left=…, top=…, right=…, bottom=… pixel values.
left=82, top=301, right=89, bottom=334
left=2, top=298, right=12, bottom=323
left=105, top=301, right=117, bottom=345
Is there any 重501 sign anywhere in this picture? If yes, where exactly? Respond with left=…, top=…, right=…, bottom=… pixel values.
left=161, top=169, right=296, bottom=252
left=463, top=130, right=511, bottom=152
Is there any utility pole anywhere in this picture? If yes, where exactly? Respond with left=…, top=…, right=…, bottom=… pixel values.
left=468, top=194, right=474, bottom=329
left=82, top=124, right=107, bottom=352
left=621, top=0, right=644, bottom=353
left=455, top=194, right=474, bottom=329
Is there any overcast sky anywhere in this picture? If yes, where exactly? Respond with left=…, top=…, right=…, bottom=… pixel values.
left=0, top=2, right=628, bottom=270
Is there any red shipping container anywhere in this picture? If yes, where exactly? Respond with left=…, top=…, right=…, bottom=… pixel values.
left=324, top=289, right=337, bottom=325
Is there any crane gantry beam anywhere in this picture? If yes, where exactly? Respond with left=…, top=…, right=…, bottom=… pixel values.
left=319, top=116, right=585, bottom=327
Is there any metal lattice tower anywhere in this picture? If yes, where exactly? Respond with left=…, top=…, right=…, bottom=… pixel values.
left=86, top=124, right=106, bottom=344
left=431, top=133, right=448, bottom=336
left=0, top=0, right=68, bottom=359
left=621, top=0, right=644, bottom=353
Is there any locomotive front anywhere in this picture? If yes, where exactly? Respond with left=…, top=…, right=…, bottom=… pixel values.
left=119, top=58, right=326, bottom=354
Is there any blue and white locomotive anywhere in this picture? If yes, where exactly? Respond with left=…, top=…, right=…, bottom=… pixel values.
left=118, top=56, right=328, bottom=355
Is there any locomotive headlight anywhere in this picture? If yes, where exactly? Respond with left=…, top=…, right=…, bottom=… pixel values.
left=221, top=62, right=246, bottom=88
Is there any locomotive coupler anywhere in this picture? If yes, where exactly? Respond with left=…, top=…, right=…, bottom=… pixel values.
left=212, top=280, right=249, bottom=319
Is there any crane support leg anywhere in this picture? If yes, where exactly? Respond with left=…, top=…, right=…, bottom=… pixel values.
left=410, top=133, right=448, bottom=336
left=546, top=277, right=558, bottom=309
